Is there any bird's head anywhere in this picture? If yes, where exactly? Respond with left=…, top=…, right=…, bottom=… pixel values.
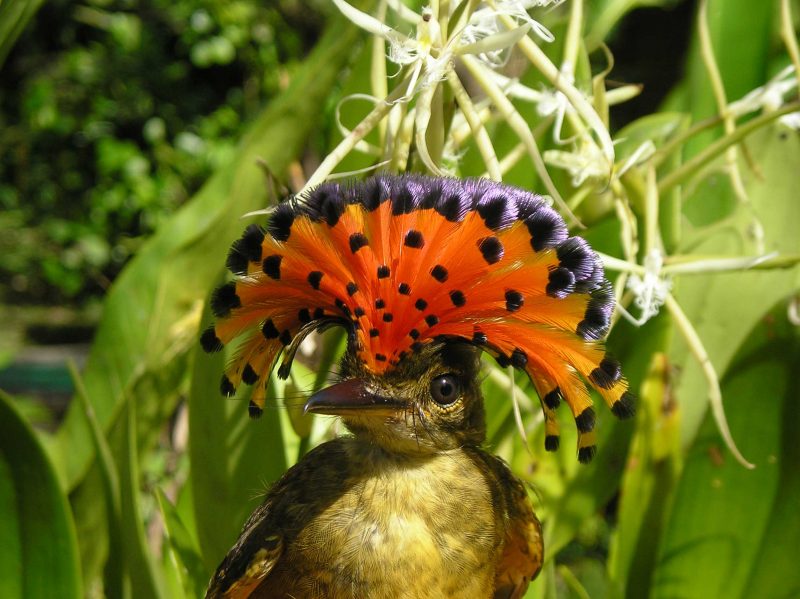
left=201, top=175, right=635, bottom=462
left=306, top=341, right=485, bottom=454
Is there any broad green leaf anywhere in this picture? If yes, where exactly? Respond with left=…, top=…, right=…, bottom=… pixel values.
left=0, top=391, right=82, bottom=599
left=607, top=352, right=682, bottom=597
left=70, top=364, right=125, bottom=598
left=671, top=124, right=800, bottom=448
left=157, top=488, right=206, bottom=599
left=651, top=300, right=800, bottom=598
left=683, top=0, right=774, bottom=157
left=115, top=398, right=166, bottom=599
left=47, top=4, right=373, bottom=494
left=189, top=324, right=291, bottom=575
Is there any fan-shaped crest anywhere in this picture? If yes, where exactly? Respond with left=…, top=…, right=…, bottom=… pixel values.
left=201, top=175, right=634, bottom=461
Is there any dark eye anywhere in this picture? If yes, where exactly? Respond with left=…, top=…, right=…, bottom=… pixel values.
left=430, top=374, right=460, bottom=405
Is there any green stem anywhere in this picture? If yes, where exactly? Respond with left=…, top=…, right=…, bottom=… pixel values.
left=658, top=101, right=800, bottom=195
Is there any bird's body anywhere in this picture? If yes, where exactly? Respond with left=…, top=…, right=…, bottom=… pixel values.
left=211, top=438, right=540, bottom=598
left=200, top=175, right=634, bottom=598
left=207, top=343, right=542, bottom=599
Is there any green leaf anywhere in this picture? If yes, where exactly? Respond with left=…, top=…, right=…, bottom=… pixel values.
left=156, top=488, right=206, bottom=599
left=607, top=351, right=682, bottom=597
left=189, top=322, right=291, bottom=576
left=651, top=300, right=800, bottom=598
left=0, top=390, right=82, bottom=598
left=115, top=398, right=167, bottom=599
left=683, top=0, right=774, bottom=157
left=671, top=124, right=800, bottom=448
left=0, top=0, right=45, bottom=68
left=47, top=4, right=373, bottom=493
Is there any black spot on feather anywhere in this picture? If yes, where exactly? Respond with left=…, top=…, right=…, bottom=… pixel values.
left=510, top=348, right=528, bottom=368
left=383, top=313, right=394, bottom=323
left=578, top=445, right=597, bottom=463
left=392, top=183, right=417, bottom=215
left=248, top=400, right=263, bottom=418
left=476, top=192, right=515, bottom=230
left=307, top=271, right=323, bottom=290
left=404, top=230, right=425, bottom=249
left=449, top=290, right=466, bottom=307
left=354, top=306, right=366, bottom=318
left=369, top=328, right=379, bottom=338
left=546, top=266, right=576, bottom=298
left=505, top=290, right=524, bottom=312
left=525, top=204, right=567, bottom=251
left=495, top=354, right=511, bottom=368
left=377, top=265, right=390, bottom=279
left=261, top=319, right=280, bottom=339
left=301, top=184, right=344, bottom=225
left=200, top=327, right=223, bottom=353
left=349, top=233, right=368, bottom=253
left=267, top=203, right=295, bottom=242
left=612, top=391, right=636, bottom=419
left=431, top=265, right=448, bottom=282
left=346, top=282, right=359, bottom=296
left=375, top=298, right=386, bottom=310
left=226, top=224, right=265, bottom=274
left=543, top=388, right=562, bottom=410
left=409, top=329, right=420, bottom=339
left=435, top=187, right=470, bottom=222
left=557, top=237, right=597, bottom=282
left=415, top=298, right=428, bottom=311
left=262, top=254, right=282, bottom=279
left=424, top=314, right=439, bottom=327
left=589, top=356, right=622, bottom=390
left=220, top=375, right=235, bottom=397
left=211, top=282, right=241, bottom=318
left=241, top=364, right=258, bottom=385
left=577, top=282, right=614, bottom=340
left=478, top=236, right=504, bottom=264
left=298, top=308, right=311, bottom=323
left=575, top=407, right=596, bottom=433
left=398, top=283, right=411, bottom=295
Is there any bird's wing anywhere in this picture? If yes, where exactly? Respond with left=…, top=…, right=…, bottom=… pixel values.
left=471, top=451, right=543, bottom=599
left=493, top=498, right=543, bottom=599
left=204, top=502, right=284, bottom=599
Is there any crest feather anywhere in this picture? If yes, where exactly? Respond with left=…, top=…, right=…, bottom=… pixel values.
left=201, top=175, right=634, bottom=459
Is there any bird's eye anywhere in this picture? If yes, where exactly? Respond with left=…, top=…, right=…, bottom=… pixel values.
left=430, top=374, right=460, bottom=405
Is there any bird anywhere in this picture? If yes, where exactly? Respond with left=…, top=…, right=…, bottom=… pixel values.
left=200, top=174, right=634, bottom=598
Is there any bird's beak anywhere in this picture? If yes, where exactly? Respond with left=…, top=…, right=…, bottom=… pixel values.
left=303, top=379, right=406, bottom=417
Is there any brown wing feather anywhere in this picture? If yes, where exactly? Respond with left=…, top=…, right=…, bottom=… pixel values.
left=205, top=501, right=283, bottom=599
left=467, top=449, right=543, bottom=599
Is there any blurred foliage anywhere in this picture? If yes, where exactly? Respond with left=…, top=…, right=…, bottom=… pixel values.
left=0, top=0, right=323, bottom=304
left=1, top=0, right=799, bottom=598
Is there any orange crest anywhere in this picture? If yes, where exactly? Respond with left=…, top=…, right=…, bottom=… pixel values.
left=201, top=175, right=634, bottom=462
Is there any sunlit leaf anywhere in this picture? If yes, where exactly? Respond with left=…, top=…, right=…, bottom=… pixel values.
left=0, top=391, right=82, bottom=598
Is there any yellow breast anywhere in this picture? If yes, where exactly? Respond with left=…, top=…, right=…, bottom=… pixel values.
left=267, top=442, right=502, bottom=598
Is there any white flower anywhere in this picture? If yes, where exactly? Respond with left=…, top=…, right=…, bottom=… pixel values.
left=543, top=138, right=607, bottom=186
left=728, top=65, right=798, bottom=118
left=624, top=248, right=672, bottom=326
left=778, top=111, right=800, bottom=130
left=535, top=62, right=574, bottom=143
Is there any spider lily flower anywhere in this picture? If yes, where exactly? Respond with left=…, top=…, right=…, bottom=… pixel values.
left=622, top=249, right=672, bottom=327
left=728, top=64, right=798, bottom=118
left=333, top=0, right=532, bottom=97
left=544, top=135, right=655, bottom=188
